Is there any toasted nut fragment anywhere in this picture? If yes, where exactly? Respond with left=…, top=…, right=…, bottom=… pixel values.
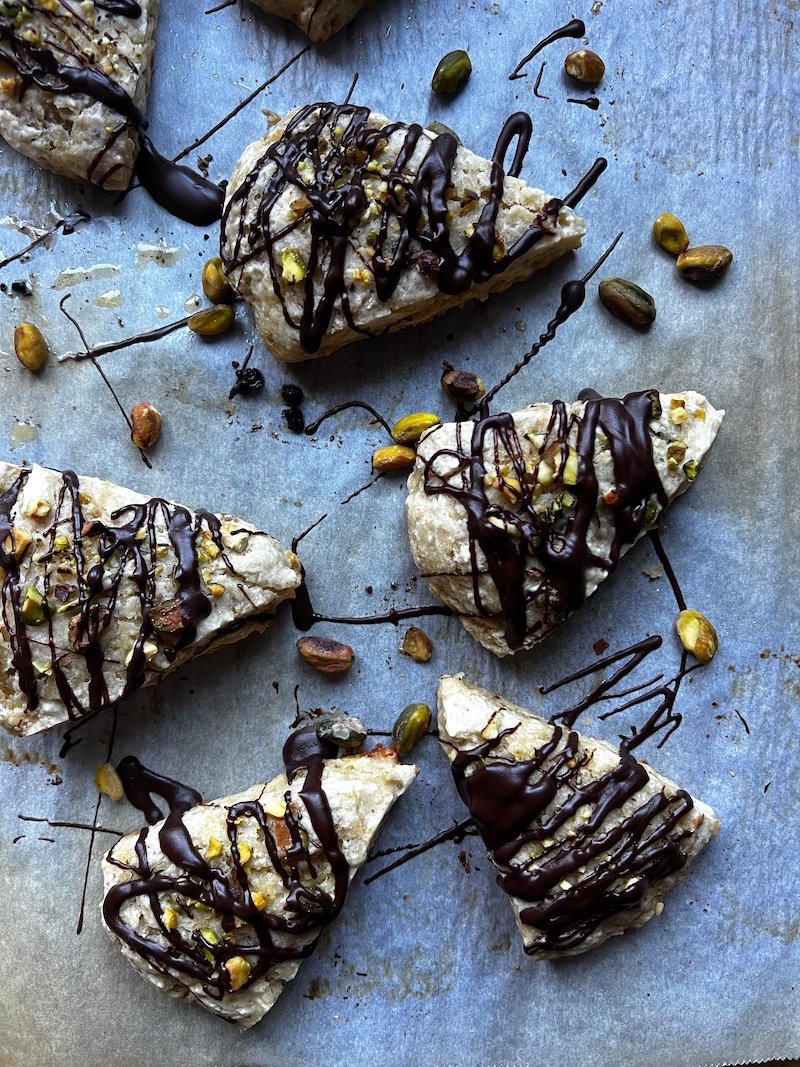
left=675, top=609, right=718, bottom=664
left=13, top=322, right=48, bottom=372
left=236, top=842, right=252, bottom=864
left=297, top=635, right=355, bottom=674
left=598, top=277, right=656, bottom=329
left=251, top=891, right=269, bottom=911
left=162, top=905, right=179, bottom=930
left=676, top=244, right=733, bottom=284
left=224, top=956, right=251, bottom=992
left=147, top=598, right=185, bottom=642
left=95, top=762, right=124, bottom=802
left=392, top=702, right=432, bottom=755
left=3, top=527, right=32, bottom=562
left=391, top=412, right=440, bottom=445
left=25, top=499, right=51, bottom=519
left=564, top=49, right=605, bottom=83
left=683, top=458, right=699, bottom=480
left=652, top=213, right=689, bottom=256
left=432, top=49, right=472, bottom=94
left=316, top=714, right=367, bottom=749
left=373, top=444, right=416, bottom=472
left=20, top=586, right=47, bottom=625
left=400, top=626, right=433, bottom=663
left=201, top=257, right=234, bottom=303
left=441, top=365, right=485, bottom=404
left=206, top=837, right=223, bottom=859
left=130, top=402, right=163, bottom=450
left=188, top=304, right=235, bottom=336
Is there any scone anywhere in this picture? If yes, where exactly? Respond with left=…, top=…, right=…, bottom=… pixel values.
left=221, top=102, right=585, bottom=362
left=406, top=390, right=724, bottom=656
left=0, top=462, right=300, bottom=736
left=438, top=674, right=719, bottom=958
left=102, top=726, right=417, bottom=1028
left=0, top=0, right=159, bottom=190
left=247, top=0, right=373, bottom=41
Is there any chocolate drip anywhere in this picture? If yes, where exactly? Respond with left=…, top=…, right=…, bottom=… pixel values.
left=220, top=102, right=569, bottom=355
left=103, top=726, right=352, bottom=998
left=0, top=19, right=222, bottom=224
left=450, top=726, right=693, bottom=952
left=567, top=96, right=601, bottom=111
left=422, top=391, right=666, bottom=649
left=94, top=0, right=142, bottom=15
left=0, top=209, right=89, bottom=272
left=0, top=469, right=252, bottom=722
left=509, top=19, right=586, bottom=80
left=290, top=567, right=451, bottom=632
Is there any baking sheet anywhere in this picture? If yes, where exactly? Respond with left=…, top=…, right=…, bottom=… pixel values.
left=0, top=1, right=798, bottom=1064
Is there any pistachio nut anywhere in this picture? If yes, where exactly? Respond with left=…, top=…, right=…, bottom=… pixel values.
left=130, top=402, right=162, bottom=450
left=162, top=905, right=179, bottom=931
left=20, top=585, right=47, bottom=626
left=652, top=213, right=689, bottom=256
left=675, top=609, right=718, bottom=664
left=683, top=458, right=699, bottom=481
left=441, top=365, right=485, bottom=404
left=316, top=714, right=367, bottom=750
left=201, top=256, right=234, bottom=303
left=13, top=321, right=48, bottom=373
left=431, top=49, right=472, bottom=94
left=400, top=626, right=433, bottom=663
left=95, top=762, right=124, bottom=801
left=297, top=635, right=355, bottom=674
left=676, top=244, right=733, bottom=284
left=391, top=412, right=440, bottom=445
left=281, top=248, right=306, bottom=283
left=372, top=444, right=416, bottom=472
left=598, top=277, right=657, bottom=329
left=224, top=956, right=251, bottom=993
left=564, top=49, right=605, bottom=84
left=188, top=304, right=235, bottom=336
left=392, top=702, right=432, bottom=755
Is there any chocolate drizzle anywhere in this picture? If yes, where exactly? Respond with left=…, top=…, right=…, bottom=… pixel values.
left=450, top=722, right=693, bottom=953
left=509, top=19, right=586, bottom=81
left=0, top=209, right=89, bottom=272
left=0, top=468, right=254, bottom=722
left=0, top=16, right=222, bottom=222
left=422, top=390, right=667, bottom=649
left=102, top=726, right=350, bottom=999
left=221, top=102, right=570, bottom=354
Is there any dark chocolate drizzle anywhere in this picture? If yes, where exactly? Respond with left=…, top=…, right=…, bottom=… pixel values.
left=567, top=96, right=601, bottom=111
left=421, top=390, right=667, bottom=649
left=0, top=16, right=222, bottom=223
left=221, top=102, right=572, bottom=355
left=102, top=726, right=351, bottom=999
left=0, top=468, right=256, bottom=723
left=509, top=19, right=586, bottom=81
left=0, top=209, right=89, bottom=272
left=450, top=726, right=693, bottom=953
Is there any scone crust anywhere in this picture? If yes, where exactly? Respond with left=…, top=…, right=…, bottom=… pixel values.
left=247, top=0, right=373, bottom=41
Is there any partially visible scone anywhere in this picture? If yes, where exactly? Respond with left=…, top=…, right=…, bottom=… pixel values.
left=0, top=462, right=300, bottom=735
left=102, top=729, right=417, bottom=1028
left=438, top=674, right=720, bottom=958
left=407, top=390, right=724, bottom=656
left=221, top=102, right=585, bottom=362
left=247, top=0, right=374, bottom=41
left=0, top=0, right=159, bottom=189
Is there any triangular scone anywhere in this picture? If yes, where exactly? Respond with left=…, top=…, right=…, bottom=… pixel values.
left=438, top=674, right=719, bottom=958
left=0, top=462, right=300, bottom=736
left=221, top=102, right=585, bottom=363
left=247, top=0, right=373, bottom=41
left=407, top=390, right=724, bottom=656
left=102, top=730, right=417, bottom=1028
left=0, top=1, right=159, bottom=190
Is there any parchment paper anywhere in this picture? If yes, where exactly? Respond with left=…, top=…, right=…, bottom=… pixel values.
left=0, top=1, right=797, bottom=1065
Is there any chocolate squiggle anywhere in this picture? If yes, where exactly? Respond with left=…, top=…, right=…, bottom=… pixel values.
left=422, top=390, right=666, bottom=649
left=0, top=468, right=257, bottom=721
left=221, top=102, right=572, bottom=354
left=102, top=726, right=349, bottom=1000
left=450, top=725, right=693, bottom=953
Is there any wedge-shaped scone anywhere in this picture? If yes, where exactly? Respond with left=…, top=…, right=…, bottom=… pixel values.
left=247, top=0, right=373, bottom=41
left=221, top=102, right=585, bottom=362
left=407, top=390, right=724, bottom=656
left=438, top=674, right=719, bottom=958
left=0, top=0, right=158, bottom=190
left=102, top=727, right=417, bottom=1028
left=0, top=462, right=300, bottom=735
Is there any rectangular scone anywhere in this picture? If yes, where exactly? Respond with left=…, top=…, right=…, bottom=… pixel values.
left=221, top=102, right=585, bottom=362
left=247, top=0, right=374, bottom=41
left=438, top=674, right=720, bottom=958
left=102, top=730, right=417, bottom=1028
left=0, top=462, right=300, bottom=736
left=406, top=390, right=724, bottom=656
left=0, top=0, right=159, bottom=190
